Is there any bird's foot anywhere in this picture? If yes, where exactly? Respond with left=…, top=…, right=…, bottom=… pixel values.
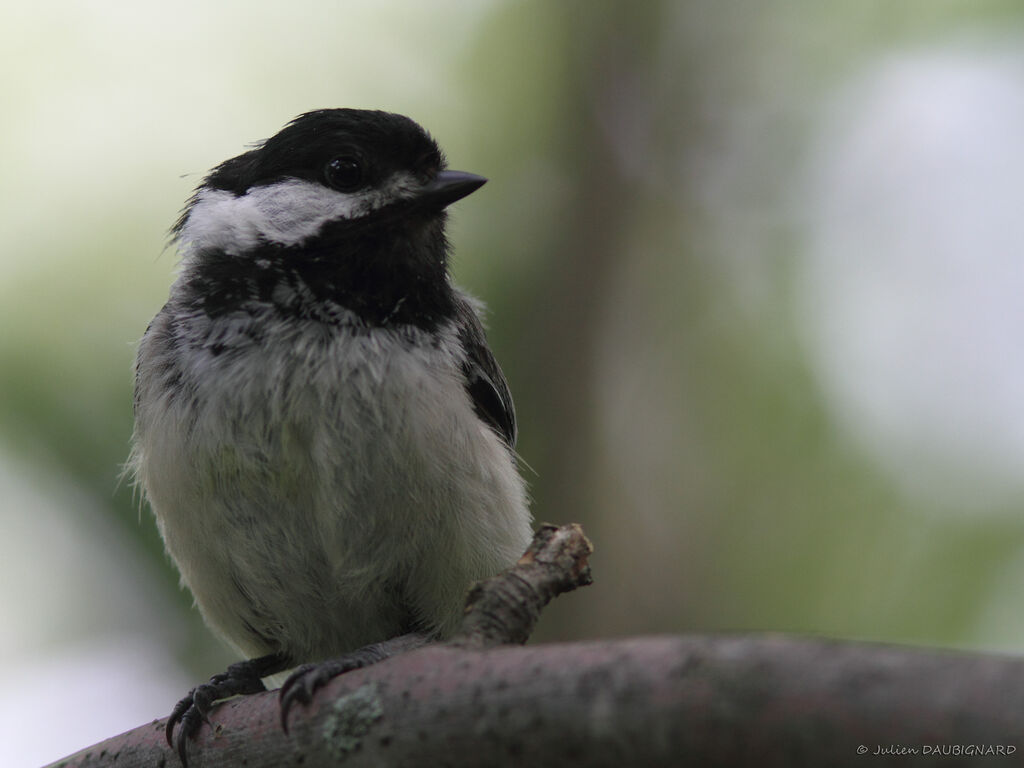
left=166, top=651, right=290, bottom=766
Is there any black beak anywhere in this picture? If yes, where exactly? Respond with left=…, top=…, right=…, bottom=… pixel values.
left=417, top=170, right=487, bottom=210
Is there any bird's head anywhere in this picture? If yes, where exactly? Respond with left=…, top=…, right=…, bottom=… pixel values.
left=175, top=109, right=485, bottom=256
left=172, top=109, right=485, bottom=327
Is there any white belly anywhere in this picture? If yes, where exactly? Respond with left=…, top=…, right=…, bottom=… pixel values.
left=131, top=312, right=531, bottom=662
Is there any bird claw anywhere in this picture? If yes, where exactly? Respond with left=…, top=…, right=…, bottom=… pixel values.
left=165, top=691, right=213, bottom=767
left=166, top=675, right=266, bottom=766
left=279, top=658, right=356, bottom=733
left=164, top=653, right=287, bottom=766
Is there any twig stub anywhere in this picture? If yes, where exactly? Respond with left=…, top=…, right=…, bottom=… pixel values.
left=451, top=523, right=594, bottom=649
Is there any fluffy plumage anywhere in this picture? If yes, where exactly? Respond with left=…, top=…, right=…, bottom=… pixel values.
left=129, top=108, right=532, bottom=670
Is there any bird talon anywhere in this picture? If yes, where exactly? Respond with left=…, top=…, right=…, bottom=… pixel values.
left=279, top=663, right=318, bottom=733
left=163, top=652, right=288, bottom=764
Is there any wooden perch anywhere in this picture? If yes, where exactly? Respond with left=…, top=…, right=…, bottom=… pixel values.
left=452, top=521, right=594, bottom=649
left=49, top=525, right=1024, bottom=767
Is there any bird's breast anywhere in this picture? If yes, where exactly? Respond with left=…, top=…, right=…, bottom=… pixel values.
left=133, top=309, right=529, bottom=660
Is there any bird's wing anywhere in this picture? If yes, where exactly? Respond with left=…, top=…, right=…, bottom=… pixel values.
left=455, top=298, right=517, bottom=449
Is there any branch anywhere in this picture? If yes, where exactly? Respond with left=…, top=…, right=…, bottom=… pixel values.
left=49, top=527, right=1024, bottom=767
left=452, top=522, right=593, bottom=648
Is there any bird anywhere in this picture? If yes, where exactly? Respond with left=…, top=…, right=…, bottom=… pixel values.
left=128, top=108, right=533, bottom=764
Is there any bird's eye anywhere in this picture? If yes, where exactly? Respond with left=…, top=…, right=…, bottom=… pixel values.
left=325, top=155, right=365, bottom=192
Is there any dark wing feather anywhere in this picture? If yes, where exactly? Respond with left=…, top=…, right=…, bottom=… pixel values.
left=455, top=298, right=517, bottom=449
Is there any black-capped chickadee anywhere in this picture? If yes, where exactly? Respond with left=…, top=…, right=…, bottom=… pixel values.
left=129, top=109, right=532, bottom=762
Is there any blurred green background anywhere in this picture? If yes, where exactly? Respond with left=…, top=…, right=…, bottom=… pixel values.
left=5, top=1, right=1024, bottom=764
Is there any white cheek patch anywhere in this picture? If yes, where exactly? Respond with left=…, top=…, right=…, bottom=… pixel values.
left=179, top=173, right=420, bottom=255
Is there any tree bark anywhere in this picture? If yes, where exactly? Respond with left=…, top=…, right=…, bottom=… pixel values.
left=49, top=634, right=1024, bottom=768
